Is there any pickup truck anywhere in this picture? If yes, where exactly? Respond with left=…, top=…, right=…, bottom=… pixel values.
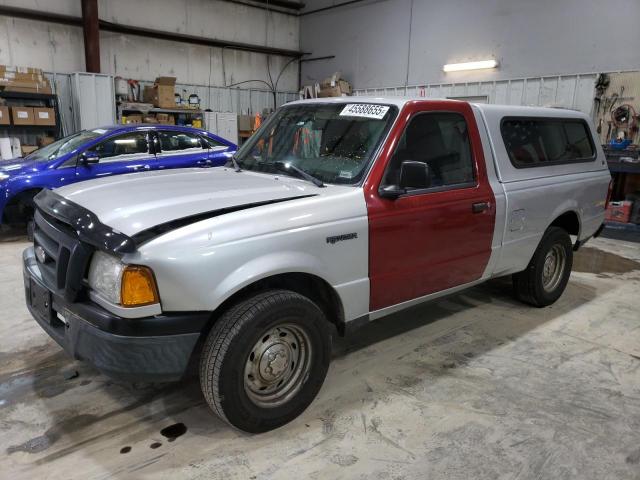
left=23, top=98, right=610, bottom=433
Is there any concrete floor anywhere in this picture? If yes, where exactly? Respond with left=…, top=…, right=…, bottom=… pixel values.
left=1, top=236, right=639, bottom=480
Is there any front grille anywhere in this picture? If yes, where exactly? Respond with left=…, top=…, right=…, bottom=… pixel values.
left=33, top=209, right=93, bottom=302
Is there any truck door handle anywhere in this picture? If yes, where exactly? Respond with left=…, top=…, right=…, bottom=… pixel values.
left=472, top=202, right=490, bottom=213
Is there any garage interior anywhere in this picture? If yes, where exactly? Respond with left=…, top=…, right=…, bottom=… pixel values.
left=1, top=0, right=639, bottom=479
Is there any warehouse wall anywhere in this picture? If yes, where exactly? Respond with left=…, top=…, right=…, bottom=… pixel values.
left=300, top=0, right=640, bottom=89
left=0, top=0, right=300, bottom=91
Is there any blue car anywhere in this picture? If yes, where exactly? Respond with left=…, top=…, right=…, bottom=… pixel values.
left=0, top=124, right=236, bottom=229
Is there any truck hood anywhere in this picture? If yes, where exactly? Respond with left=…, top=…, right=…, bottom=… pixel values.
left=55, top=167, right=321, bottom=237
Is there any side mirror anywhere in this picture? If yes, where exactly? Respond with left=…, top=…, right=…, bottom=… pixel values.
left=399, top=160, right=430, bottom=190
left=80, top=151, right=99, bottom=165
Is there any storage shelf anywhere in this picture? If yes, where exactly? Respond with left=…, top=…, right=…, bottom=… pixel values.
left=0, top=91, right=56, bottom=101
left=0, top=90, right=62, bottom=141
left=0, top=124, right=56, bottom=129
left=604, top=221, right=640, bottom=232
left=118, top=103, right=202, bottom=115
left=607, top=161, right=640, bottom=174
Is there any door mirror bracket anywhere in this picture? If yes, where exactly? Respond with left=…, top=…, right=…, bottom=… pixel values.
left=378, top=185, right=406, bottom=199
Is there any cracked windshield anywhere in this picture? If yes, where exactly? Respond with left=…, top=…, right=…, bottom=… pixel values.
left=235, top=103, right=397, bottom=184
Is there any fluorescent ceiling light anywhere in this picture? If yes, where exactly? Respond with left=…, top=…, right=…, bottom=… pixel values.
left=443, top=60, right=498, bottom=72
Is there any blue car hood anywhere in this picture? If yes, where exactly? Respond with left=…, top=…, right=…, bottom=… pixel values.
left=0, top=158, right=46, bottom=177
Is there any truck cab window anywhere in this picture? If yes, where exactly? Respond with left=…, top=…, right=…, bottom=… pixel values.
left=501, top=118, right=595, bottom=167
left=382, top=112, right=475, bottom=190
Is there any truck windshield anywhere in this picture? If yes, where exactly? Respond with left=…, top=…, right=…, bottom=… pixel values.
left=235, top=103, right=397, bottom=185
left=25, top=129, right=104, bottom=162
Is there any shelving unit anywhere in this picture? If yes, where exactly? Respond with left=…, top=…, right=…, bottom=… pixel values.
left=116, top=102, right=203, bottom=126
left=0, top=91, right=63, bottom=148
left=604, top=147, right=640, bottom=235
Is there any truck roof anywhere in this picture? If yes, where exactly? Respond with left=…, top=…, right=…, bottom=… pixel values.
left=287, top=96, right=588, bottom=119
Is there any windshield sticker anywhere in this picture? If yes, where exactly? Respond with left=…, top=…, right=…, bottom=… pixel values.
left=339, top=104, right=390, bottom=120
left=338, top=170, right=353, bottom=179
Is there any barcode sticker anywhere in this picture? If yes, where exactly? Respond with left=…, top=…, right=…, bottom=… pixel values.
left=339, top=104, right=390, bottom=120
left=38, top=111, right=49, bottom=119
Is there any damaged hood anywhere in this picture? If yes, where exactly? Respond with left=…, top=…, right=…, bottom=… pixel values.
left=54, top=167, right=318, bottom=237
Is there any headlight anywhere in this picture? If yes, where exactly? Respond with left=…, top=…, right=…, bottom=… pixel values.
left=88, top=251, right=159, bottom=307
left=88, top=252, right=123, bottom=304
left=0, top=173, right=9, bottom=181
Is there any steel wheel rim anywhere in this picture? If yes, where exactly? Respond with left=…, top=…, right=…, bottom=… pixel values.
left=542, top=244, right=566, bottom=292
left=244, top=323, right=312, bottom=408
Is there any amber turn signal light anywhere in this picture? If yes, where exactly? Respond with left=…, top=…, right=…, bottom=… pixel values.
left=121, top=266, right=160, bottom=307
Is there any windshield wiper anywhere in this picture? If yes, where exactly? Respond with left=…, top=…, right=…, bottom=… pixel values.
left=227, top=154, right=242, bottom=172
left=274, top=161, right=324, bottom=188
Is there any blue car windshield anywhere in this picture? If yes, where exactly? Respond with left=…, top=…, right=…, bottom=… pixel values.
left=25, top=129, right=104, bottom=162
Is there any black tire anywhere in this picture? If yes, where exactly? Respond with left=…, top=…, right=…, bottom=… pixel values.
left=26, top=217, right=35, bottom=242
left=199, top=289, right=331, bottom=433
left=513, top=226, right=573, bottom=307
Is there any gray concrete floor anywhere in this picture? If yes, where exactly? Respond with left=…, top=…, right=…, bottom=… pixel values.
left=1, top=236, right=639, bottom=480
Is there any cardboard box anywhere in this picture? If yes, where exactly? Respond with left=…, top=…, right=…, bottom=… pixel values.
left=155, top=113, right=175, bottom=125
left=125, top=114, right=143, bottom=124
left=38, top=136, right=55, bottom=147
left=0, top=78, right=52, bottom=94
left=33, top=107, right=56, bottom=126
left=317, top=80, right=352, bottom=98
left=0, top=106, right=9, bottom=125
left=317, top=85, right=351, bottom=97
left=21, top=145, right=38, bottom=156
left=147, top=76, right=177, bottom=108
left=11, top=107, right=35, bottom=125
left=605, top=200, right=633, bottom=223
left=142, top=85, right=155, bottom=104
left=143, top=115, right=158, bottom=124
left=238, top=115, right=253, bottom=131
left=0, top=64, right=52, bottom=94
left=1, top=65, right=43, bottom=75
left=317, top=72, right=352, bottom=97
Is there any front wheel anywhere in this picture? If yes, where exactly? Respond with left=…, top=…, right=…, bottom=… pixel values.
left=199, top=290, right=331, bottom=433
left=513, top=226, right=573, bottom=307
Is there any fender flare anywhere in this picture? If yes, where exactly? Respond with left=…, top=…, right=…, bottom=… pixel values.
left=208, top=251, right=336, bottom=312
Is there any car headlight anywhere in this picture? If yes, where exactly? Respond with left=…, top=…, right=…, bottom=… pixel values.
left=88, top=251, right=159, bottom=307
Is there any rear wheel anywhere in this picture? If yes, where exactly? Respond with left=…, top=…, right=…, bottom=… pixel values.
left=199, top=290, right=331, bottom=433
left=513, top=226, right=573, bottom=307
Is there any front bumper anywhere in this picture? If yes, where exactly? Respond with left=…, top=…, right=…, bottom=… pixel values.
left=23, top=247, right=210, bottom=382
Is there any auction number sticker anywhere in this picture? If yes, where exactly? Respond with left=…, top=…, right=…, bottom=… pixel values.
left=339, top=104, right=390, bottom=120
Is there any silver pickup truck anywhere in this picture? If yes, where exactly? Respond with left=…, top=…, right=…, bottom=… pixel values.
left=23, top=98, right=610, bottom=432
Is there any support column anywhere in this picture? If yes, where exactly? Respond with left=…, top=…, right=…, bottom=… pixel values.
left=81, top=0, right=100, bottom=72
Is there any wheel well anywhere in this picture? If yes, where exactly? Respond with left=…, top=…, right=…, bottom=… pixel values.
left=3, top=188, right=42, bottom=223
left=206, top=273, right=345, bottom=336
left=549, top=211, right=580, bottom=237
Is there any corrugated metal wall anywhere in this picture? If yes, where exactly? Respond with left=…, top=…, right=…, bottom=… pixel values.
left=354, top=74, right=599, bottom=116
left=44, top=72, right=298, bottom=136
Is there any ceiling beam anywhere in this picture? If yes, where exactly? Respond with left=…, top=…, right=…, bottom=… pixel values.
left=0, top=5, right=305, bottom=58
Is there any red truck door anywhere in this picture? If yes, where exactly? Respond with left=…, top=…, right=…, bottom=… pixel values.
left=364, top=100, right=496, bottom=311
